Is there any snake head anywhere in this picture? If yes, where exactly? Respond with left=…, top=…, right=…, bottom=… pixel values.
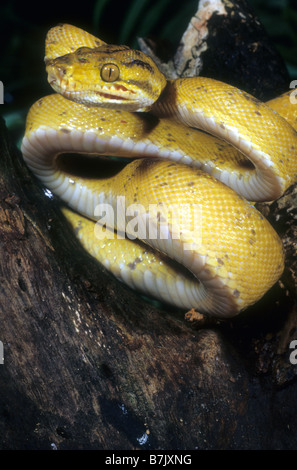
left=45, top=44, right=167, bottom=112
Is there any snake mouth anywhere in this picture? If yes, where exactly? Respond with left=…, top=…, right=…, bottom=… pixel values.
left=68, top=88, right=137, bottom=106
left=95, top=84, right=137, bottom=101
left=48, top=74, right=137, bottom=104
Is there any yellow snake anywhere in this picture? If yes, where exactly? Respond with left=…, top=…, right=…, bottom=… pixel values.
left=21, top=24, right=297, bottom=318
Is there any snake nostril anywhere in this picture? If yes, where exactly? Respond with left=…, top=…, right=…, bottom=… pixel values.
left=57, top=66, right=67, bottom=76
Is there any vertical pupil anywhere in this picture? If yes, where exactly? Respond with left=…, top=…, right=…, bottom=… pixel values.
left=101, top=64, right=119, bottom=81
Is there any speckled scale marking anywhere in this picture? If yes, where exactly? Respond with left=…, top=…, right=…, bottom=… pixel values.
left=21, top=24, right=297, bottom=317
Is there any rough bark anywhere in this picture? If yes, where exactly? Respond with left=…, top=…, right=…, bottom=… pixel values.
left=139, top=0, right=289, bottom=99
left=1, top=0, right=297, bottom=450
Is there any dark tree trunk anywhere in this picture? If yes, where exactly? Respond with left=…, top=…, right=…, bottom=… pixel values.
left=1, top=0, right=297, bottom=450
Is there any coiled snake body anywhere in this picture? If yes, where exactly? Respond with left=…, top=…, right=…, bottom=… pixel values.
left=21, top=24, right=297, bottom=317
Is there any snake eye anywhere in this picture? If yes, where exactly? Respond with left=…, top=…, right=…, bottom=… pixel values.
left=100, top=63, right=120, bottom=82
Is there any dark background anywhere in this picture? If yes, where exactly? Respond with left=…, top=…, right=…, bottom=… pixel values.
left=1, top=0, right=297, bottom=147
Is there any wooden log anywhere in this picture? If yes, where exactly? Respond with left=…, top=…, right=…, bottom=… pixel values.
left=0, top=0, right=297, bottom=450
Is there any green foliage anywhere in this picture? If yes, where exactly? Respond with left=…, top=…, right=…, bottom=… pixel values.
left=250, top=0, right=297, bottom=76
left=92, top=0, right=197, bottom=46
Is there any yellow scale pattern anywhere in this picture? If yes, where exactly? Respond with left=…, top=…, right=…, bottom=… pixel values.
left=21, top=24, right=297, bottom=317
left=155, top=77, right=297, bottom=190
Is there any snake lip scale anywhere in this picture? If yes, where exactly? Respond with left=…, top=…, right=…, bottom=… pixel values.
left=21, top=24, right=297, bottom=318
left=48, top=69, right=136, bottom=104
